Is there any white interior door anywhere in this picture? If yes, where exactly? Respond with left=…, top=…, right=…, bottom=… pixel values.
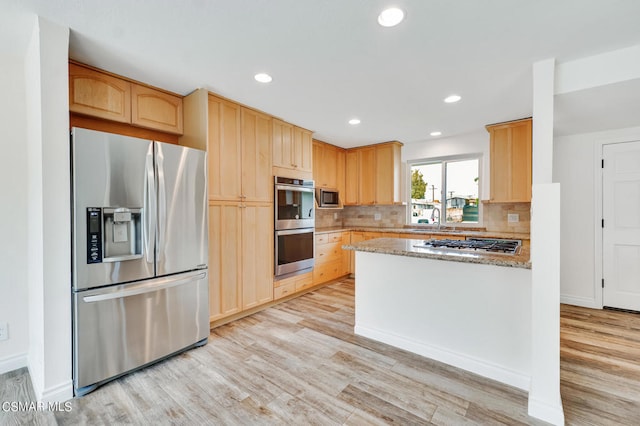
left=603, top=141, right=640, bottom=310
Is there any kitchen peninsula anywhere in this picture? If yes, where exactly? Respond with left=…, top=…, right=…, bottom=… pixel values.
left=344, top=238, right=532, bottom=391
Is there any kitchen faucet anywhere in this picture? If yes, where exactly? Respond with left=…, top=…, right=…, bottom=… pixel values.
left=431, top=207, right=441, bottom=230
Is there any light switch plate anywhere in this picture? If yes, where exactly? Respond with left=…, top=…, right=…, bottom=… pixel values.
left=334, top=212, right=339, bottom=220
left=508, top=213, right=519, bottom=223
left=0, top=322, right=8, bottom=341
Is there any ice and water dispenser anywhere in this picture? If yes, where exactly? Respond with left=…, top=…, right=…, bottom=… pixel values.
left=86, top=207, right=143, bottom=264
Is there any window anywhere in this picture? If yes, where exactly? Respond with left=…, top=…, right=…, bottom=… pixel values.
left=409, top=155, right=480, bottom=225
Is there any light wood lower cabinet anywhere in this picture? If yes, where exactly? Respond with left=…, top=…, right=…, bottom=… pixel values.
left=273, top=271, right=313, bottom=300
left=314, top=231, right=350, bottom=285
left=208, top=201, right=273, bottom=322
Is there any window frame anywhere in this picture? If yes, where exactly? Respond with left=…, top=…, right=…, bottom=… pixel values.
left=406, top=153, right=483, bottom=228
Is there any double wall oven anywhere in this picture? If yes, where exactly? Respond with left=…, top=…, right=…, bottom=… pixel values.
left=274, top=177, right=315, bottom=277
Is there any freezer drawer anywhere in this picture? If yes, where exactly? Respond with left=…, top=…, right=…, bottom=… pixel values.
left=73, top=270, right=209, bottom=394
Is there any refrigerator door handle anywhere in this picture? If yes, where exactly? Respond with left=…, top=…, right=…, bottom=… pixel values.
left=145, top=146, right=157, bottom=264
left=82, top=271, right=207, bottom=303
left=157, top=144, right=167, bottom=262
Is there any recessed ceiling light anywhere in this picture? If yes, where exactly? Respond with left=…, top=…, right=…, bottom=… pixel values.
left=378, top=7, right=405, bottom=27
left=444, top=94, right=461, bottom=103
left=430, top=131, right=442, bottom=136
left=348, top=118, right=361, bottom=125
left=254, top=73, right=272, bottom=83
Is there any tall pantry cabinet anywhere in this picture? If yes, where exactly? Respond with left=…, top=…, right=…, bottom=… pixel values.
left=205, top=94, right=274, bottom=323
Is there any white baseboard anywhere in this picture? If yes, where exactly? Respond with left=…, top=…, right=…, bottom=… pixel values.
left=528, top=397, right=565, bottom=426
left=40, top=379, right=73, bottom=403
left=560, top=294, right=600, bottom=309
left=27, top=364, right=74, bottom=403
left=0, top=352, right=28, bottom=375
left=354, top=324, right=530, bottom=391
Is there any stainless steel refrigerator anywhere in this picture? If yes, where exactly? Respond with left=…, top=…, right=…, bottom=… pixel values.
left=71, top=127, right=209, bottom=396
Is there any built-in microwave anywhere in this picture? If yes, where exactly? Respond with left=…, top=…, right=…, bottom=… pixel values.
left=315, top=188, right=340, bottom=208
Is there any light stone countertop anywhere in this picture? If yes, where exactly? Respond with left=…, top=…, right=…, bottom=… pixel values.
left=343, top=237, right=531, bottom=269
left=316, top=226, right=530, bottom=242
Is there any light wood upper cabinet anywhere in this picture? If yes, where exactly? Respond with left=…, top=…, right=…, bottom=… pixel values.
left=69, top=63, right=131, bottom=123
left=241, top=108, right=272, bottom=202
left=131, top=84, right=183, bottom=134
left=293, top=126, right=313, bottom=173
left=313, top=140, right=346, bottom=201
left=344, top=142, right=403, bottom=206
left=273, top=119, right=313, bottom=178
left=344, top=150, right=359, bottom=205
left=207, top=95, right=272, bottom=203
left=272, top=119, right=294, bottom=172
left=375, top=142, right=402, bottom=205
left=69, top=62, right=183, bottom=135
left=358, top=147, right=377, bottom=205
left=487, top=118, right=532, bottom=202
left=208, top=95, right=242, bottom=201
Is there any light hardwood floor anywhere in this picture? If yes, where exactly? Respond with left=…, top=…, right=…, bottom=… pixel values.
left=1, top=279, right=639, bottom=425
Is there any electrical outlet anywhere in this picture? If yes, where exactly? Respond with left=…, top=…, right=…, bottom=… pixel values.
left=374, top=213, right=382, bottom=221
left=508, top=213, right=519, bottom=223
left=0, top=322, right=8, bottom=341
left=333, top=212, right=339, bottom=220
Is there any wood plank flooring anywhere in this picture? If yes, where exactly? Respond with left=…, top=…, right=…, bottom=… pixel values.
left=560, top=304, right=640, bottom=425
left=1, top=279, right=639, bottom=425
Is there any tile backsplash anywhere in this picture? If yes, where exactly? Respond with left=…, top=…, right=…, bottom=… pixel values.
left=316, top=205, right=407, bottom=228
left=315, top=208, right=343, bottom=228
left=482, top=202, right=531, bottom=233
left=316, top=202, right=529, bottom=234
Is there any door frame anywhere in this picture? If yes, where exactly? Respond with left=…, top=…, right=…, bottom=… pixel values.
left=594, top=136, right=640, bottom=309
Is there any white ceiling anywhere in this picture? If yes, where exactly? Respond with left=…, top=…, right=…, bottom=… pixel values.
left=3, top=0, right=640, bottom=147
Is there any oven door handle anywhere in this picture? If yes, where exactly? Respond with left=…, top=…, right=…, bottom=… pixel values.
left=275, top=184, right=315, bottom=193
left=275, top=228, right=315, bottom=236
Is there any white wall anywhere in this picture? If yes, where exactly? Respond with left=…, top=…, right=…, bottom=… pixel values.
left=0, top=52, right=29, bottom=374
left=554, top=125, right=640, bottom=308
left=355, top=251, right=532, bottom=390
left=25, top=16, right=72, bottom=402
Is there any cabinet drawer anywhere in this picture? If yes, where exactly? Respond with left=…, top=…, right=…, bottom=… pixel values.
left=315, top=233, right=328, bottom=245
left=315, top=242, right=341, bottom=264
left=274, top=282, right=296, bottom=299
left=295, top=274, right=314, bottom=291
left=274, top=275, right=296, bottom=288
left=328, top=232, right=342, bottom=243
left=313, top=260, right=342, bottom=284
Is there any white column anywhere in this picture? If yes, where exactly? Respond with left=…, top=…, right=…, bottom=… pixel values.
left=528, top=58, right=564, bottom=425
left=25, top=16, right=72, bottom=403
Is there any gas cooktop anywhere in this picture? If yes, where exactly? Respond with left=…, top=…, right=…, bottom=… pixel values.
left=413, top=238, right=521, bottom=255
